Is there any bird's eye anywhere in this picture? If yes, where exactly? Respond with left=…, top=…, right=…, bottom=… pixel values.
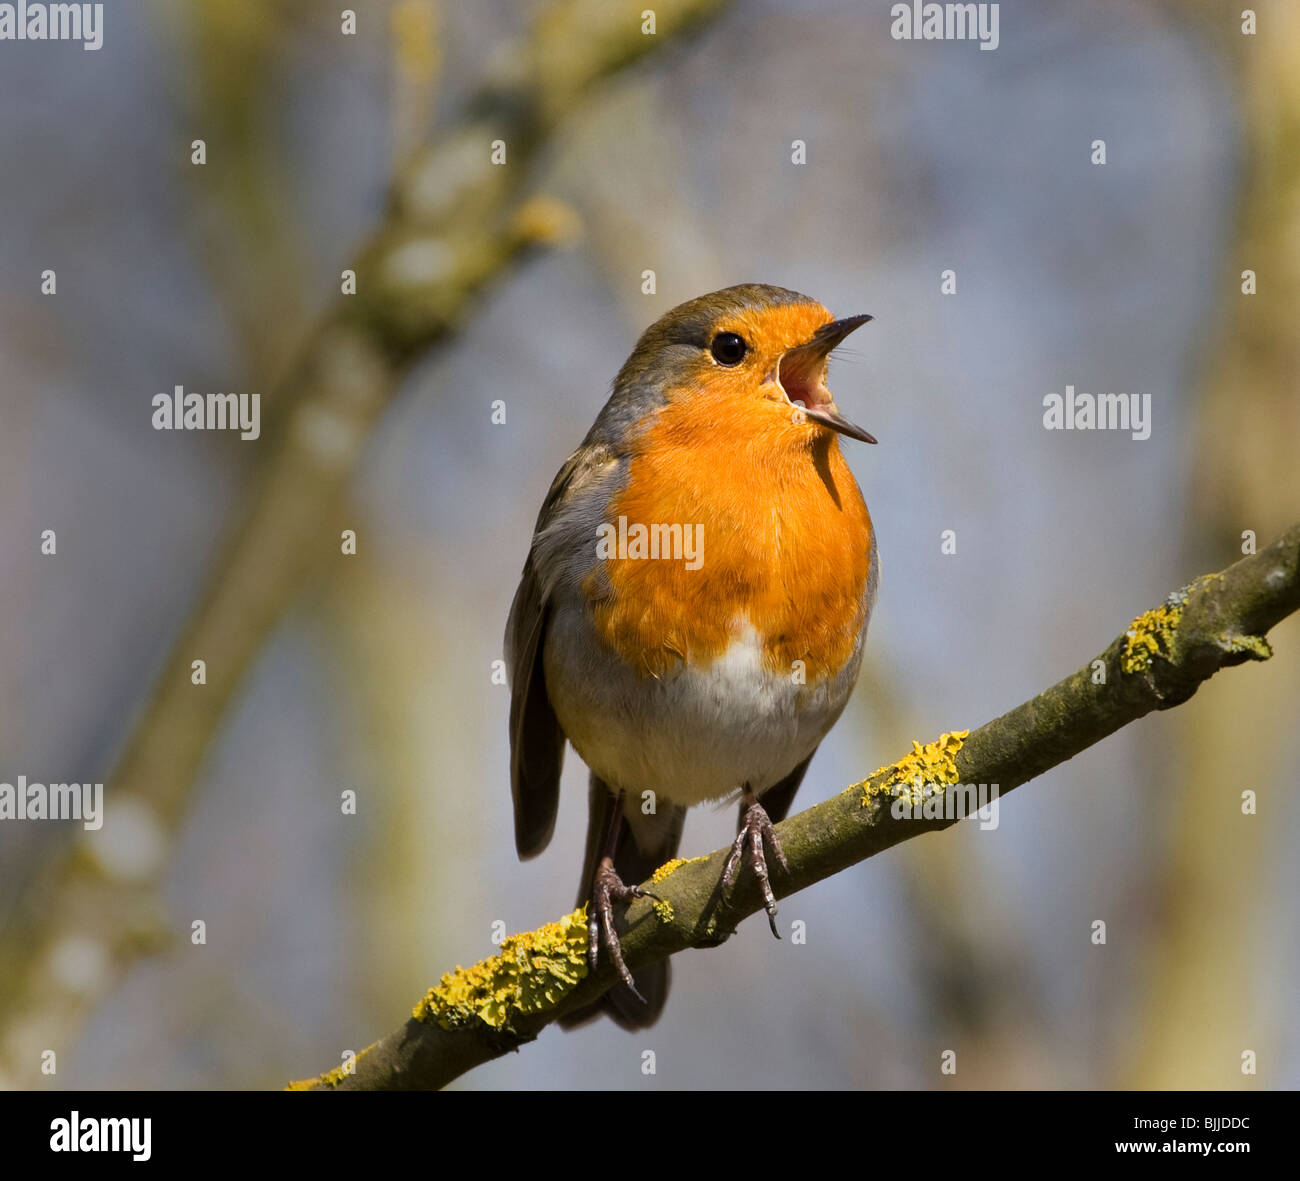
left=710, top=332, right=747, bottom=366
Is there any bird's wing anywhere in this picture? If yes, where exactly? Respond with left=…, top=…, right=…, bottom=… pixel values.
left=504, top=559, right=562, bottom=858
left=505, top=442, right=618, bottom=858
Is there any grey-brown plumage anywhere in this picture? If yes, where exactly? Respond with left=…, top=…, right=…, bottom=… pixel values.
left=506, top=442, right=617, bottom=857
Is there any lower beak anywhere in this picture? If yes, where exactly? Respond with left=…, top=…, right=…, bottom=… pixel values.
left=779, top=314, right=877, bottom=445
left=800, top=403, right=878, bottom=444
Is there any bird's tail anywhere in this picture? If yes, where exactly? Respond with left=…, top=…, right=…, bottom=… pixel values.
left=559, top=775, right=686, bottom=1031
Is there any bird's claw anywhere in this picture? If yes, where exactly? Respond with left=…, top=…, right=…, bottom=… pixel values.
left=721, top=790, right=788, bottom=938
left=589, top=858, right=658, bottom=999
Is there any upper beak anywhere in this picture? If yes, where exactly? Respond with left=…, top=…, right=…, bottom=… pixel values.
left=777, top=314, right=877, bottom=444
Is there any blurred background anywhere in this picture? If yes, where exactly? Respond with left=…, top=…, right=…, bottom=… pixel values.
left=1, top=0, right=1297, bottom=1090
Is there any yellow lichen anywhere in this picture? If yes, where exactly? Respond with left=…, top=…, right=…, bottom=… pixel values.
left=286, top=1044, right=374, bottom=1091
left=652, top=898, right=675, bottom=924
left=412, top=908, right=589, bottom=1031
left=1122, top=575, right=1231, bottom=675
left=650, top=855, right=708, bottom=884
left=1121, top=602, right=1183, bottom=674
left=854, top=730, right=970, bottom=808
left=1219, top=632, right=1272, bottom=660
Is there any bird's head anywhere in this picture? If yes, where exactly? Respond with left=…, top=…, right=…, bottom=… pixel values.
left=616, top=283, right=875, bottom=447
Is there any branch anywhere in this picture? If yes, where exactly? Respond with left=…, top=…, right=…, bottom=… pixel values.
left=0, top=0, right=734, bottom=1084
left=291, top=521, right=1300, bottom=1090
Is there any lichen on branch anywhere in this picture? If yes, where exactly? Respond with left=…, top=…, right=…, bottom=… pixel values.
left=414, top=909, right=590, bottom=1032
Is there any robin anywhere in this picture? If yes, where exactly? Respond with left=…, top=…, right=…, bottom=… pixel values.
left=505, top=284, right=877, bottom=1029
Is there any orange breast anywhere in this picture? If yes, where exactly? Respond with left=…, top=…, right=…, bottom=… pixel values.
left=587, top=397, right=872, bottom=680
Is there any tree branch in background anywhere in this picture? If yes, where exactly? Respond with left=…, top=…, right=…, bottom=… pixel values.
left=291, top=522, right=1300, bottom=1090
left=0, top=0, right=734, bottom=1085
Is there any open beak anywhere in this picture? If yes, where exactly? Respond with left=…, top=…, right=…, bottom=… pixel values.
left=777, top=314, right=877, bottom=444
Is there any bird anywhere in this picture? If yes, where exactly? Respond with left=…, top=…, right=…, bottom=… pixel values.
left=505, top=283, right=878, bottom=1029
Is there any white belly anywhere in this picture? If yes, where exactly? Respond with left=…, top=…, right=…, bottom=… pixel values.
left=544, top=616, right=862, bottom=808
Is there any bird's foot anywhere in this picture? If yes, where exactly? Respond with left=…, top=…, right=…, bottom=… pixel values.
left=721, top=786, right=789, bottom=938
left=589, top=857, right=657, bottom=999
